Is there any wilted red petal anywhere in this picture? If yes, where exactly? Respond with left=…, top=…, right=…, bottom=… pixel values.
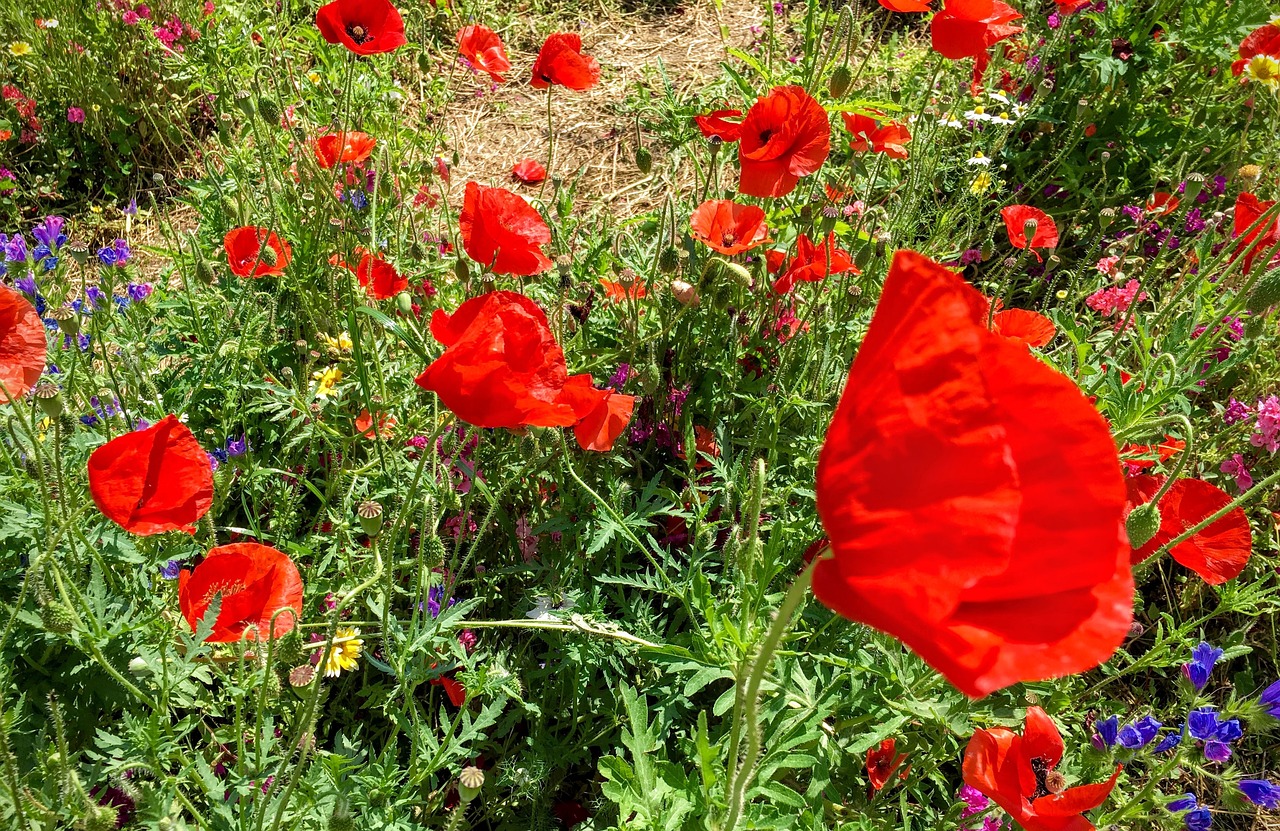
left=459, top=182, right=552, bottom=276
left=815, top=250, right=1131, bottom=698
left=512, top=158, right=547, bottom=184
left=88, top=414, right=214, bottom=535
left=177, top=543, right=303, bottom=642
left=1126, top=476, right=1251, bottom=585
left=0, top=285, right=46, bottom=404
left=315, top=0, right=406, bottom=56
left=1033, top=767, right=1122, bottom=818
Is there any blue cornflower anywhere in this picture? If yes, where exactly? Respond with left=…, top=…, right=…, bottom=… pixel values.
left=1183, top=642, right=1224, bottom=692
left=160, top=560, right=182, bottom=580
left=1240, top=780, right=1280, bottom=810
left=40, top=255, right=56, bottom=271
left=1118, top=716, right=1163, bottom=750
left=1154, top=727, right=1183, bottom=753
left=226, top=434, right=248, bottom=457
left=1092, top=714, right=1119, bottom=749
left=1168, top=794, right=1199, bottom=812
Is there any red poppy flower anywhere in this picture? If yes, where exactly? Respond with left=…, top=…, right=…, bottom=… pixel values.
left=772, top=232, right=859, bottom=294
left=457, top=24, right=510, bottom=83
left=931, top=0, right=1023, bottom=92
left=737, top=86, right=831, bottom=198
left=841, top=112, right=912, bottom=160
left=1232, top=192, right=1280, bottom=276
left=1118, top=436, right=1184, bottom=473
left=599, top=279, right=646, bottom=302
left=511, top=158, right=547, bottom=185
left=1145, top=192, right=1179, bottom=217
left=814, top=250, right=1131, bottom=698
left=315, top=0, right=406, bottom=56
left=530, top=33, right=600, bottom=91
left=1232, top=24, right=1280, bottom=77
left=992, top=308, right=1056, bottom=348
left=963, top=707, right=1122, bottom=831
left=689, top=199, right=770, bottom=255
left=866, top=739, right=909, bottom=791
left=694, top=109, right=744, bottom=142
left=177, top=543, right=304, bottom=642
left=356, top=251, right=407, bottom=299
left=458, top=182, right=553, bottom=276
left=1002, top=205, right=1059, bottom=262
left=1055, top=0, right=1092, bottom=11
left=415, top=292, right=628, bottom=442
left=879, top=0, right=930, bottom=10
left=88, top=414, right=214, bottom=535
left=313, top=131, right=377, bottom=169
left=224, top=226, right=292, bottom=278
left=355, top=409, right=396, bottom=439
left=571, top=385, right=636, bottom=452
left=677, top=424, right=720, bottom=471
left=1125, top=476, right=1251, bottom=585
left=0, top=285, right=46, bottom=404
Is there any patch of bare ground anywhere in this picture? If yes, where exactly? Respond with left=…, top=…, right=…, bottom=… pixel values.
left=440, top=0, right=764, bottom=215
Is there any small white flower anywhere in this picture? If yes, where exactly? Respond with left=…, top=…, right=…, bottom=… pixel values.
left=939, top=115, right=966, bottom=129
left=963, top=105, right=994, bottom=122
left=966, top=152, right=993, bottom=166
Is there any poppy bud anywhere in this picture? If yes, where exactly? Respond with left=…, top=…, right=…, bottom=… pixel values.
left=658, top=247, right=680, bottom=275
left=1098, top=207, right=1116, bottom=230
left=257, top=97, right=281, bottom=124
left=454, top=258, right=470, bottom=282
left=1244, top=316, right=1266, bottom=340
left=639, top=363, right=662, bottom=393
left=40, top=601, right=75, bottom=634
left=417, top=53, right=431, bottom=74
left=84, top=805, right=118, bottom=831
left=425, top=534, right=446, bottom=567
left=128, top=656, right=150, bottom=676
left=258, top=244, right=279, bottom=268
left=1126, top=502, right=1161, bottom=549
left=670, top=279, right=699, bottom=306
left=357, top=500, right=383, bottom=537
left=800, top=204, right=813, bottom=221
left=1246, top=268, right=1280, bottom=316
left=33, top=382, right=61, bottom=417
left=1022, top=219, right=1039, bottom=243
left=721, top=260, right=753, bottom=288
left=854, top=244, right=873, bottom=270
left=458, top=766, right=485, bottom=803
left=979, top=242, right=995, bottom=261
left=635, top=146, right=653, bottom=175
left=328, top=798, right=355, bottom=831
left=828, top=65, right=852, bottom=99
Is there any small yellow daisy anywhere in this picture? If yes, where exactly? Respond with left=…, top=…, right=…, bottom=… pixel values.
left=307, top=71, right=322, bottom=84
left=9, top=42, right=32, bottom=57
left=323, top=627, right=363, bottom=677
left=1247, top=54, right=1280, bottom=89
left=970, top=171, right=993, bottom=195
left=320, top=331, right=352, bottom=352
left=312, top=365, right=343, bottom=398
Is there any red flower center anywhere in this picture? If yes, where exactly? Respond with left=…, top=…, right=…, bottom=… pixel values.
left=346, top=22, right=369, bottom=43
left=721, top=231, right=737, bottom=247
left=758, top=128, right=773, bottom=143
left=1030, top=757, right=1053, bottom=799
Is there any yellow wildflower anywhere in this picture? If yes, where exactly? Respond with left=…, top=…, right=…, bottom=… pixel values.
left=307, top=71, right=322, bottom=84
left=970, top=171, right=993, bottom=195
left=1247, top=55, right=1280, bottom=89
left=322, top=627, right=363, bottom=677
left=9, top=42, right=32, bottom=56
left=312, top=365, right=343, bottom=398
left=320, top=331, right=353, bottom=353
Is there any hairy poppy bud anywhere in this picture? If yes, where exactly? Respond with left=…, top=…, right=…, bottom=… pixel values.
left=395, top=292, right=413, bottom=315
left=658, top=247, right=680, bottom=274
left=828, top=65, right=852, bottom=99
left=84, top=805, right=118, bottom=831
left=40, top=602, right=75, bottom=635
left=357, top=500, right=383, bottom=537
left=1126, top=502, right=1161, bottom=549
left=128, top=656, right=150, bottom=676
left=639, top=362, right=662, bottom=394
left=328, top=799, right=355, bottom=831
left=635, top=146, right=652, bottom=175
left=1246, top=268, right=1280, bottom=316
left=258, top=244, right=278, bottom=268
left=458, top=767, right=485, bottom=803
left=257, top=97, right=281, bottom=124
left=425, top=534, right=446, bottom=567
left=670, top=279, right=699, bottom=306
left=1244, top=316, right=1266, bottom=339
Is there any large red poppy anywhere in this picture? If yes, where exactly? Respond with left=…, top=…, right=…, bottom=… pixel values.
left=931, top=0, right=1023, bottom=92
left=814, top=250, right=1131, bottom=698
left=1125, top=476, right=1251, bottom=585
left=88, top=415, right=214, bottom=535
left=313, top=131, right=377, bottom=169
left=694, top=109, right=744, bottom=143
left=841, top=112, right=912, bottom=160
left=0, top=285, right=46, bottom=404
left=457, top=25, right=510, bottom=83
left=415, top=292, right=633, bottom=448
left=315, top=0, right=406, bottom=56
left=177, top=543, right=304, bottom=642
left=963, top=707, right=1122, bottom=831
left=356, top=251, right=408, bottom=299
left=1232, top=24, right=1280, bottom=77
left=1233, top=192, right=1280, bottom=276
left=224, top=226, right=292, bottom=278
left=689, top=200, right=770, bottom=255
left=459, top=182, right=553, bottom=276
left=530, top=33, right=600, bottom=91
left=1002, top=205, right=1059, bottom=262
left=879, top=0, right=931, bottom=11
left=772, top=232, right=859, bottom=294
left=737, top=86, right=831, bottom=198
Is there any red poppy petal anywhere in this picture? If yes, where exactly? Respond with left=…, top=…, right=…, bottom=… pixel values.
left=815, top=250, right=1130, bottom=697
left=0, top=285, right=46, bottom=403
left=993, top=308, right=1056, bottom=348
left=1128, top=477, right=1251, bottom=585
left=178, top=543, right=303, bottom=642
left=1020, top=707, right=1065, bottom=769
left=1033, top=766, right=1122, bottom=817
left=573, top=389, right=635, bottom=452
left=879, top=0, right=931, bottom=11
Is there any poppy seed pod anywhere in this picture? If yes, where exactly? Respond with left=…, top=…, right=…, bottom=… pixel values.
left=458, top=767, right=485, bottom=803
left=51, top=305, right=78, bottom=335
left=1246, top=268, right=1280, bottom=315
left=33, top=382, right=61, bottom=417
left=1125, top=502, right=1162, bottom=549
left=1022, top=219, right=1039, bottom=244
left=358, top=500, right=383, bottom=537
left=84, top=805, right=118, bottom=831
left=66, top=241, right=91, bottom=264
left=1183, top=173, right=1205, bottom=203
left=234, top=90, right=254, bottom=116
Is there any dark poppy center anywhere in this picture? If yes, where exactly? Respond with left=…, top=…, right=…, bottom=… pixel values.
left=346, top=23, right=370, bottom=44
left=721, top=232, right=737, bottom=247
left=1029, top=757, right=1051, bottom=799
left=759, top=129, right=774, bottom=143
